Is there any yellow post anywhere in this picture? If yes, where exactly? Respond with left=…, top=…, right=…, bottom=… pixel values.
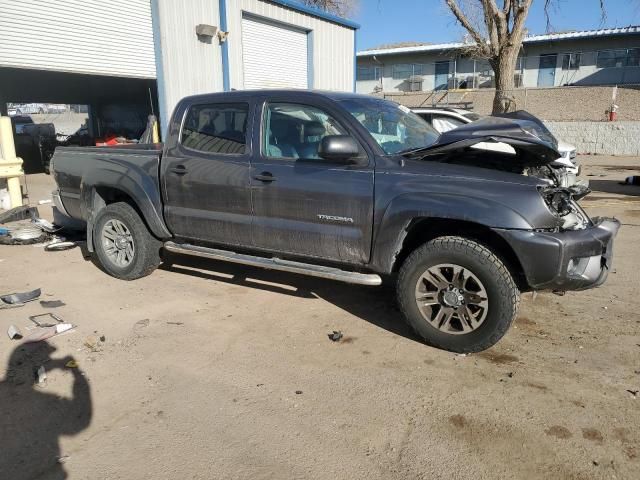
left=0, top=116, right=24, bottom=208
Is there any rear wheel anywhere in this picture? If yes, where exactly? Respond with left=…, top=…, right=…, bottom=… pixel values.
left=93, top=202, right=161, bottom=280
left=397, top=236, right=519, bottom=353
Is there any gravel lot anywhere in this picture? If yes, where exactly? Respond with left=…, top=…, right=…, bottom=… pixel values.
left=1, top=156, right=639, bottom=480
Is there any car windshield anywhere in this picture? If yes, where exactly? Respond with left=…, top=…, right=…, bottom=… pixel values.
left=339, top=98, right=440, bottom=154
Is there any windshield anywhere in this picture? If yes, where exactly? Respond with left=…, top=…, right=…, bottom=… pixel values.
left=339, top=98, right=439, bottom=154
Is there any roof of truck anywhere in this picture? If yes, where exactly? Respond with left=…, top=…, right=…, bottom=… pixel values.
left=181, top=89, right=386, bottom=104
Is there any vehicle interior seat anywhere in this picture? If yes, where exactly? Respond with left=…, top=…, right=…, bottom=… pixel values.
left=297, top=121, right=325, bottom=159
left=267, top=117, right=299, bottom=158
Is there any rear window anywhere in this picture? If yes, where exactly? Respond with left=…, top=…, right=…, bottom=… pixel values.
left=181, top=103, right=249, bottom=155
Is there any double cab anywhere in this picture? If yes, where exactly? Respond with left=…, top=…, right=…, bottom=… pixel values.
left=51, top=90, right=619, bottom=353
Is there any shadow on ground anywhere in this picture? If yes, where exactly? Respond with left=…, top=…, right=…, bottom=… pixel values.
left=160, top=254, right=422, bottom=344
left=0, top=343, right=92, bottom=479
left=588, top=179, right=640, bottom=197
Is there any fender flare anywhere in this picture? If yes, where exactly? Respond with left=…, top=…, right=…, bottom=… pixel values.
left=79, top=167, right=171, bottom=251
left=370, top=192, right=533, bottom=273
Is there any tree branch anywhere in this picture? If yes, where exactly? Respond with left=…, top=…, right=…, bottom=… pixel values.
left=445, top=0, right=489, bottom=55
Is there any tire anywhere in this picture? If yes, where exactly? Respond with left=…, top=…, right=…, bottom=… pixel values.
left=93, top=202, right=161, bottom=280
left=397, top=236, right=519, bottom=353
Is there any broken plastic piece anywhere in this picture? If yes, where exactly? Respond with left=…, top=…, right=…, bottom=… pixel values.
left=22, top=323, right=75, bottom=343
left=1, top=288, right=42, bottom=305
left=39, top=300, right=66, bottom=308
left=33, top=218, right=60, bottom=233
left=7, top=324, right=22, bottom=340
left=36, top=366, right=47, bottom=384
left=328, top=331, right=343, bottom=342
left=45, top=241, right=76, bottom=251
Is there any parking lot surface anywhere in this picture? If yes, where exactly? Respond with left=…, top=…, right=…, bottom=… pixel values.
left=1, top=156, right=639, bottom=480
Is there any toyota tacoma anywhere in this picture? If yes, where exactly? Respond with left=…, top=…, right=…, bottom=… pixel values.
left=50, top=91, right=619, bottom=353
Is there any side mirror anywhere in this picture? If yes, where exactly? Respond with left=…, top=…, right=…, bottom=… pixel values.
left=318, top=135, right=360, bottom=162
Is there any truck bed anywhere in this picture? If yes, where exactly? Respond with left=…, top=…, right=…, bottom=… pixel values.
left=52, top=144, right=163, bottom=221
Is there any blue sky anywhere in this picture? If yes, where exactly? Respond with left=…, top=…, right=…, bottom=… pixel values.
left=350, top=0, right=640, bottom=50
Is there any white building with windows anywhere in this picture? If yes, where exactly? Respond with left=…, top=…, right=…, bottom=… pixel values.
left=356, top=26, right=640, bottom=94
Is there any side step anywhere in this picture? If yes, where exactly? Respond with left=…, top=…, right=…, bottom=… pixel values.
left=163, top=242, right=382, bottom=286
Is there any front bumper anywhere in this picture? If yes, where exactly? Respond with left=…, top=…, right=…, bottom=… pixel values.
left=497, top=217, right=620, bottom=291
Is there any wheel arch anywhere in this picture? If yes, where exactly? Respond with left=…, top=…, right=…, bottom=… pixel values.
left=391, top=217, right=530, bottom=292
left=83, top=185, right=169, bottom=252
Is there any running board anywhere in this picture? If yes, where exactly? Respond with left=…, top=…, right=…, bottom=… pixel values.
left=163, top=242, right=382, bottom=286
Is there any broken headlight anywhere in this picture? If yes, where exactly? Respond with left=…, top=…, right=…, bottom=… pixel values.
left=540, top=185, right=591, bottom=230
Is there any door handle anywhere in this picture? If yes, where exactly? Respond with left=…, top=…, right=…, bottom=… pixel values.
left=253, top=172, right=275, bottom=183
left=170, top=165, right=188, bottom=175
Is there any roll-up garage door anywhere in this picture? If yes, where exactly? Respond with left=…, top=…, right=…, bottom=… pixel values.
left=242, top=17, right=308, bottom=90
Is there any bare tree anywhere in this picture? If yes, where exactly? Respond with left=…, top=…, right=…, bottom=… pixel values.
left=445, top=0, right=605, bottom=114
left=301, top=0, right=355, bottom=17
left=445, top=0, right=533, bottom=113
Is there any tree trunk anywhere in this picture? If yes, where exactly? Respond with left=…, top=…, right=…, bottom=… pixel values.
left=490, top=46, right=520, bottom=114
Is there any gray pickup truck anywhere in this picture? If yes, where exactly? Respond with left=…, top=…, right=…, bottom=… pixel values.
left=50, top=90, right=619, bottom=353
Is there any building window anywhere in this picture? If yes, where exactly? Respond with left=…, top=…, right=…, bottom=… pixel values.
left=356, top=66, right=381, bottom=81
left=392, top=63, right=424, bottom=79
left=597, top=49, right=628, bottom=68
left=562, top=53, right=581, bottom=70
left=181, top=103, right=249, bottom=155
left=627, top=48, right=640, bottom=67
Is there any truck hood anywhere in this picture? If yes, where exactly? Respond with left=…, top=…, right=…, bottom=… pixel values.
left=414, top=111, right=561, bottom=167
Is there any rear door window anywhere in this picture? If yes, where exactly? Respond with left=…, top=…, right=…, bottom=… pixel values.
left=181, top=103, right=249, bottom=155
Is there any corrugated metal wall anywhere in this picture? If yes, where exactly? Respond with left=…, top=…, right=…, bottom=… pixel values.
left=226, top=0, right=355, bottom=91
left=0, top=0, right=156, bottom=79
left=152, top=0, right=223, bottom=131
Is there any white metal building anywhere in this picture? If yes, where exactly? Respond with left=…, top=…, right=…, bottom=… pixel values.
left=152, top=0, right=358, bottom=134
left=0, top=0, right=358, bottom=136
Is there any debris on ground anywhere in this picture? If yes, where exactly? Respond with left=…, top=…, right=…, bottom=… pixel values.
left=65, top=360, right=79, bottom=368
left=39, top=300, right=66, bottom=308
left=627, top=389, right=639, bottom=398
left=83, top=335, right=103, bottom=352
left=0, top=288, right=41, bottom=308
left=621, top=175, right=640, bottom=185
left=33, top=217, right=61, bottom=233
left=0, top=205, right=40, bottom=224
left=36, top=366, right=47, bottom=384
left=166, top=321, right=184, bottom=326
left=44, top=240, right=77, bottom=251
left=23, top=323, right=75, bottom=343
left=0, top=223, right=48, bottom=245
left=38, top=199, right=53, bottom=205
left=295, top=390, right=303, bottom=395
left=7, top=324, right=22, bottom=340
left=29, top=312, right=64, bottom=327
left=328, top=330, right=343, bottom=342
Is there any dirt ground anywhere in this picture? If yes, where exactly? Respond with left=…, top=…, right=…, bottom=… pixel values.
left=1, top=156, right=639, bottom=480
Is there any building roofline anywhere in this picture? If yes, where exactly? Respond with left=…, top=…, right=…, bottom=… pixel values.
left=357, top=25, right=640, bottom=57
left=266, top=0, right=360, bottom=29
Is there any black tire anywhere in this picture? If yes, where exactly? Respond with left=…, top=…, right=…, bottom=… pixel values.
left=397, top=236, right=519, bottom=353
left=93, top=202, right=161, bottom=280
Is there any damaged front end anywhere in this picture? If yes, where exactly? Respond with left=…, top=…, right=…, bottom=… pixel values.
left=538, top=183, right=591, bottom=231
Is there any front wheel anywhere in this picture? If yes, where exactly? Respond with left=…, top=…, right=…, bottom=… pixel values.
left=397, top=236, right=520, bottom=353
left=93, top=202, right=161, bottom=280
